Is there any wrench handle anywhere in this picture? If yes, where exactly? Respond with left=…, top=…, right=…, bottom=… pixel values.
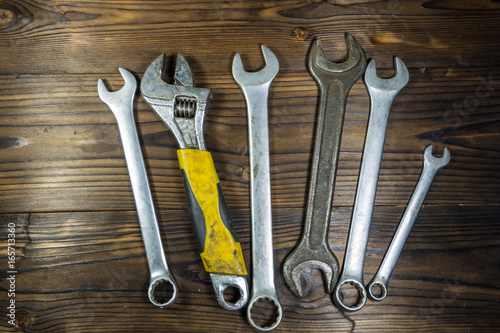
left=113, top=111, right=170, bottom=278
left=368, top=153, right=448, bottom=301
left=178, top=149, right=247, bottom=276
left=113, top=109, right=178, bottom=307
left=304, top=81, right=347, bottom=247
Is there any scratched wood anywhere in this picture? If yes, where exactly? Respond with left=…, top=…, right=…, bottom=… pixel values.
left=1, top=0, right=500, bottom=332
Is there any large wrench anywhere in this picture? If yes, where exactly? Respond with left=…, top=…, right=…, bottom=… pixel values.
left=367, top=145, right=450, bottom=301
left=333, top=58, right=409, bottom=311
left=232, top=46, right=282, bottom=332
left=282, top=35, right=366, bottom=298
left=98, top=68, right=178, bottom=307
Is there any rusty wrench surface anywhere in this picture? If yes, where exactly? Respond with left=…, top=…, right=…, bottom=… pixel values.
left=233, top=45, right=282, bottom=331
left=333, top=58, right=409, bottom=311
left=283, top=35, right=366, bottom=298
left=98, top=68, right=178, bottom=307
left=367, top=145, right=450, bottom=301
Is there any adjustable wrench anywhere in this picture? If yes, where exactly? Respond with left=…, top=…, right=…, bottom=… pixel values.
left=283, top=35, right=366, bottom=298
left=232, top=46, right=282, bottom=331
left=140, top=54, right=248, bottom=311
left=368, top=145, right=450, bottom=301
left=98, top=68, right=178, bottom=307
left=333, top=57, right=409, bottom=311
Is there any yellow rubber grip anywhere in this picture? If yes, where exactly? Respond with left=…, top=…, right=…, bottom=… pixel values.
left=177, top=149, right=247, bottom=276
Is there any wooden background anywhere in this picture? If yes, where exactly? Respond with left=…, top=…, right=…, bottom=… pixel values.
left=1, top=0, right=500, bottom=332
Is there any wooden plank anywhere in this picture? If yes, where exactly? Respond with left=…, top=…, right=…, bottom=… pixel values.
left=0, top=205, right=499, bottom=332
left=0, top=67, right=499, bottom=213
left=0, top=0, right=500, bottom=74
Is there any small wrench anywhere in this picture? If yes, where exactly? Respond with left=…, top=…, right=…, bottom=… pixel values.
left=98, top=68, right=178, bottom=307
left=141, top=54, right=248, bottom=311
left=232, top=45, right=282, bottom=331
left=368, top=145, right=450, bottom=301
left=283, top=35, right=366, bottom=298
left=333, top=57, right=409, bottom=311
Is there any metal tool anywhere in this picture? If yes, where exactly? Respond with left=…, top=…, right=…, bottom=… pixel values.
left=232, top=45, right=281, bottom=331
left=368, top=145, right=450, bottom=301
left=282, top=35, right=367, bottom=298
left=140, top=54, right=248, bottom=311
left=98, top=68, right=178, bottom=308
left=333, top=57, right=409, bottom=312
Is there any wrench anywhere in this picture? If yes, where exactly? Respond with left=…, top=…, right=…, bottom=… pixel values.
left=141, top=54, right=248, bottom=311
left=232, top=45, right=281, bottom=331
left=98, top=68, right=178, bottom=307
left=333, top=57, right=409, bottom=311
left=282, top=35, right=366, bottom=298
left=367, top=145, right=450, bottom=301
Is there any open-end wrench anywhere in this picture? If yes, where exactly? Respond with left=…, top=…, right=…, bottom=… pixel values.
left=282, top=35, right=366, bottom=298
left=98, top=68, right=178, bottom=308
left=368, top=145, right=450, bottom=301
left=141, top=54, right=248, bottom=311
left=232, top=45, right=281, bottom=332
left=333, top=57, right=409, bottom=312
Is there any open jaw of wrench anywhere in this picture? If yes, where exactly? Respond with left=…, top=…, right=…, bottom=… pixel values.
left=282, top=35, right=366, bottom=299
left=232, top=45, right=282, bottom=332
left=98, top=68, right=178, bottom=307
left=367, top=145, right=450, bottom=301
left=333, top=57, right=409, bottom=312
left=140, top=54, right=248, bottom=311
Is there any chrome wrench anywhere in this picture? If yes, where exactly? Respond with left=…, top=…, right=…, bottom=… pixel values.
left=333, top=58, right=409, bottom=311
left=98, top=68, right=178, bottom=307
left=367, top=145, right=450, bottom=301
left=232, top=46, right=282, bottom=331
left=283, top=35, right=366, bottom=298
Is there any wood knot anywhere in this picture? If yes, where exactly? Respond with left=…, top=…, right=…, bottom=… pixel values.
left=17, top=311, right=32, bottom=330
left=0, top=8, right=15, bottom=26
left=0, top=5, right=26, bottom=30
left=293, top=27, right=310, bottom=41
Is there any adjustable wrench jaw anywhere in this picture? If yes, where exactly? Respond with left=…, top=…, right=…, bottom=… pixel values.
left=140, top=53, right=211, bottom=150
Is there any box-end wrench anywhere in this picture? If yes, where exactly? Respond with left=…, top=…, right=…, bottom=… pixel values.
left=333, top=58, right=409, bottom=312
left=141, top=54, right=248, bottom=311
left=232, top=46, right=281, bottom=332
left=98, top=68, right=178, bottom=307
left=367, top=145, right=450, bottom=301
left=282, top=35, right=367, bottom=298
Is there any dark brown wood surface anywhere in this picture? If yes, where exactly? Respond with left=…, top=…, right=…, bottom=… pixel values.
left=1, top=0, right=499, bottom=332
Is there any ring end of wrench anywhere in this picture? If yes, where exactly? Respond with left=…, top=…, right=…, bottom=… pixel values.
left=333, top=278, right=367, bottom=312
left=367, top=279, right=388, bottom=302
left=148, top=274, right=178, bottom=308
left=247, top=294, right=283, bottom=332
left=210, top=273, right=249, bottom=311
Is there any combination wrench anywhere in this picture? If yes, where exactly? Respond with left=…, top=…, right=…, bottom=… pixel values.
left=367, top=145, right=450, bottom=301
left=333, top=57, right=409, bottom=311
left=232, top=45, right=282, bottom=331
left=98, top=68, right=178, bottom=307
left=283, top=35, right=367, bottom=298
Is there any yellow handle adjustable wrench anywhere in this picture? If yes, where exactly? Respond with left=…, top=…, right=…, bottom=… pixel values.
left=140, top=54, right=247, bottom=311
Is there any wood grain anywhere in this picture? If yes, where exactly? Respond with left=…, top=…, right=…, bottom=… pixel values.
left=1, top=0, right=500, bottom=332
left=0, top=68, right=499, bottom=213
left=0, top=205, right=499, bottom=332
